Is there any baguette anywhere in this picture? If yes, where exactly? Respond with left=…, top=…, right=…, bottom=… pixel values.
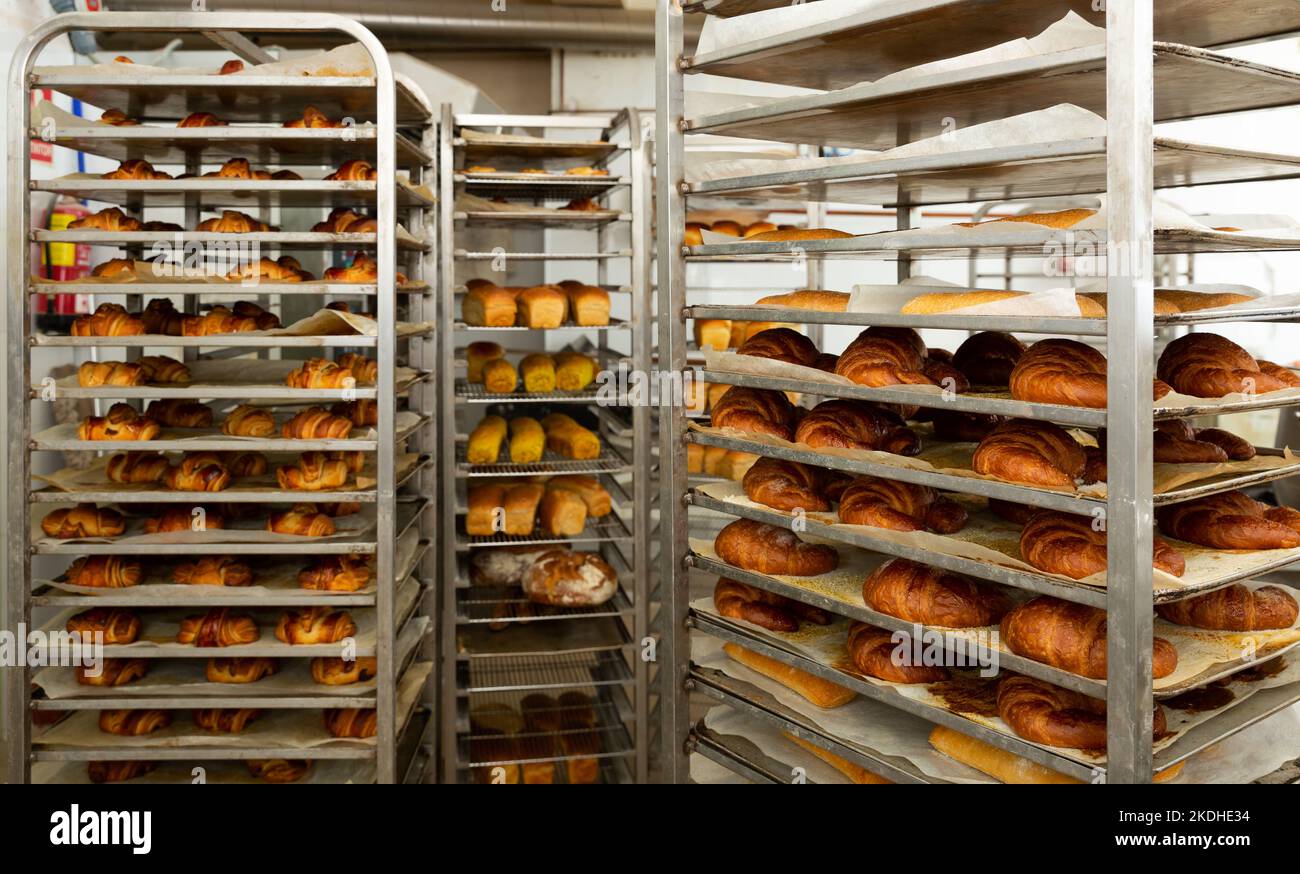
left=745, top=228, right=852, bottom=242
left=902, top=290, right=1106, bottom=318
left=928, top=725, right=1186, bottom=784
left=782, top=732, right=891, bottom=784
left=723, top=643, right=856, bottom=708
left=755, top=290, right=850, bottom=312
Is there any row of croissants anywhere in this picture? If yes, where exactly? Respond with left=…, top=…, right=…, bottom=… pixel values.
left=76, top=654, right=374, bottom=688
left=65, top=603, right=357, bottom=647
left=69, top=203, right=383, bottom=235
left=61, top=551, right=370, bottom=592
left=725, top=324, right=1300, bottom=405
left=46, top=501, right=352, bottom=542
left=89, top=758, right=316, bottom=784
left=100, top=103, right=364, bottom=133
left=93, top=706, right=375, bottom=738
left=88, top=252, right=405, bottom=285
left=78, top=399, right=374, bottom=441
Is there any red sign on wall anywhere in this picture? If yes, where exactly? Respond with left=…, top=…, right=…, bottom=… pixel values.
left=30, top=89, right=53, bottom=163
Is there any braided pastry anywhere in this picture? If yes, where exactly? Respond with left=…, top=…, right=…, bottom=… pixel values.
left=247, top=759, right=312, bottom=783
left=712, top=577, right=831, bottom=633
left=737, top=327, right=820, bottom=367
left=741, top=457, right=835, bottom=512
left=1154, top=420, right=1255, bottom=463
left=794, top=399, right=920, bottom=456
left=1001, top=596, right=1179, bottom=679
left=311, top=656, right=377, bottom=685
left=136, top=355, right=192, bottom=385
left=230, top=300, right=281, bottom=330
left=298, top=555, right=372, bottom=592
left=72, top=303, right=145, bottom=337
left=228, top=256, right=313, bottom=282
left=1156, top=491, right=1300, bottom=550
left=42, top=504, right=125, bottom=539
left=286, top=357, right=356, bottom=389
left=206, top=657, right=278, bottom=684
left=335, top=352, right=378, bottom=385
left=88, top=761, right=156, bottom=783
left=267, top=505, right=336, bottom=537
left=99, top=709, right=172, bottom=736
left=1021, top=510, right=1186, bottom=580
left=178, top=111, right=225, bottom=127
left=77, top=360, right=143, bottom=387
left=863, top=559, right=1011, bottom=628
left=835, top=327, right=938, bottom=387
left=971, top=418, right=1091, bottom=489
left=312, top=208, right=377, bottom=233
left=192, top=708, right=261, bottom=733
left=143, top=400, right=210, bottom=429
left=98, top=108, right=138, bottom=126
left=77, top=403, right=161, bottom=441
left=195, top=210, right=275, bottom=233
left=181, top=306, right=260, bottom=336
left=177, top=608, right=260, bottom=647
left=276, top=451, right=350, bottom=491
left=1157, top=332, right=1300, bottom=398
left=275, top=606, right=357, bottom=644
left=144, top=505, right=226, bottom=534
left=69, top=207, right=143, bottom=231
left=67, top=607, right=140, bottom=645
left=1011, top=338, right=1172, bottom=408
left=221, top=404, right=276, bottom=437
left=173, top=556, right=253, bottom=587
left=323, top=708, right=377, bottom=738
left=1157, top=583, right=1298, bottom=631
left=998, top=674, right=1166, bottom=749
left=101, top=159, right=171, bottom=180
left=837, top=477, right=968, bottom=534
left=847, top=621, right=949, bottom=683
left=140, top=299, right=185, bottom=335
left=222, top=451, right=267, bottom=477
left=65, top=555, right=142, bottom=589
left=78, top=658, right=149, bottom=687
left=280, top=406, right=353, bottom=439
left=284, top=105, right=343, bottom=128
left=322, top=253, right=407, bottom=284
left=330, top=399, right=378, bottom=427
left=164, top=453, right=232, bottom=491
left=714, top=518, right=839, bottom=577
left=710, top=387, right=798, bottom=441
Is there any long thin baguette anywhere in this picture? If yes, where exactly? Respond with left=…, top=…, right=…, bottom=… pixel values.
left=723, top=643, right=856, bottom=708
left=928, top=726, right=1185, bottom=784
left=901, top=290, right=1106, bottom=318
left=755, top=290, right=850, bottom=312
left=745, top=228, right=852, bottom=242
left=782, top=732, right=891, bottom=784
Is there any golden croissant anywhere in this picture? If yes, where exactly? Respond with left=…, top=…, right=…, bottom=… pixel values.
left=206, top=657, right=278, bottom=684
left=275, top=606, right=357, bottom=644
left=144, top=505, right=226, bottom=534
left=77, top=658, right=148, bottom=687
left=195, top=210, right=276, bottom=233
left=77, top=403, right=161, bottom=441
left=41, top=503, right=125, bottom=539
left=267, top=506, right=336, bottom=537
left=324, top=160, right=377, bottom=181
left=173, top=556, right=253, bottom=587
left=286, top=358, right=356, bottom=389
left=283, top=105, right=342, bottom=128
left=298, top=555, right=371, bottom=592
left=335, top=353, right=378, bottom=385
left=276, top=451, right=350, bottom=491
left=247, top=759, right=312, bottom=783
left=136, top=355, right=192, bottom=384
left=67, top=607, right=141, bottom=645
left=101, top=159, right=171, bottom=180
left=69, top=207, right=143, bottom=231
left=72, top=302, right=145, bottom=337
left=164, top=453, right=232, bottom=491
left=281, top=406, right=354, bottom=439
left=99, top=709, right=172, bottom=736
left=77, top=360, right=143, bottom=387
left=323, top=708, right=377, bottom=738
left=65, top=555, right=142, bottom=589
left=106, top=451, right=170, bottom=484
left=177, top=608, right=260, bottom=647
left=221, top=404, right=276, bottom=437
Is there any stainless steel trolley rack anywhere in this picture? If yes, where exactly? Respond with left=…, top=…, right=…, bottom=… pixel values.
left=5, top=12, right=436, bottom=784
left=436, top=109, right=654, bottom=783
left=658, top=0, right=1300, bottom=784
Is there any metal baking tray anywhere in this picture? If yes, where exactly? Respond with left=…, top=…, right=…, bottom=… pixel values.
left=687, top=44, right=1300, bottom=151
left=459, top=649, right=633, bottom=696
left=459, top=174, right=627, bottom=202
left=33, top=178, right=434, bottom=210
left=456, top=585, right=635, bottom=626
left=689, top=138, right=1300, bottom=210
left=456, top=445, right=631, bottom=479
left=456, top=512, right=634, bottom=550
left=456, top=137, right=620, bottom=165
left=32, top=73, right=431, bottom=125
left=686, top=0, right=1300, bottom=89
left=453, top=379, right=604, bottom=405
left=34, top=229, right=429, bottom=252
left=455, top=318, right=630, bottom=333
left=455, top=210, right=629, bottom=229
left=455, top=249, right=630, bottom=261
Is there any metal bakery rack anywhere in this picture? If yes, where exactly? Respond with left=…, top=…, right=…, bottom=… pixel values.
left=5, top=12, right=437, bottom=784
left=436, top=108, right=654, bottom=782
left=658, top=0, right=1300, bottom=784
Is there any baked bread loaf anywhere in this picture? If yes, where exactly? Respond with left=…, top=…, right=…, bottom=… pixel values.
left=177, top=608, right=259, bottom=647
left=737, top=327, right=819, bottom=367
left=275, top=606, right=356, bottom=644
left=711, top=387, right=798, bottom=441
left=99, top=709, right=171, bottom=737
left=565, top=284, right=611, bottom=326
left=173, top=556, right=253, bottom=587
left=745, top=227, right=852, bottom=242
left=466, top=341, right=506, bottom=383
left=310, top=656, right=376, bottom=686
left=863, top=559, right=1011, bottom=628
left=41, top=504, right=125, bottom=539
left=835, top=327, right=935, bottom=387
left=724, top=642, right=856, bottom=708
left=1011, top=338, right=1172, bottom=408
left=1156, top=583, right=1298, bottom=630
left=247, top=760, right=312, bottom=783
left=1156, top=490, right=1300, bottom=550
left=65, top=555, right=142, bottom=589
left=77, top=360, right=143, bottom=388
left=518, top=285, right=567, bottom=328
left=754, top=290, right=850, bottom=311
left=72, top=303, right=145, bottom=337
left=714, top=518, right=839, bottom=577
left=541, top=413, right=601, bottom=460
left=509, top=417, right=545, bottom=463
left=276, top=451, right=349, bottom=491
left=77, top=403, right=161, bottom=442
left=164, top=452, right=231, bottom=491
left=207, top=657, right=278, bottom=684
left=144, top=398, right=209, bottom=428
left=970, top=418, right=1092, bottom=489
left=298, top=555, right=372, bottom=592
left=847, top=622, right=949, bottom=683
left=67, top=607, right=140, bottom=645
left=467, top=415, right=507, bottom=464
left=520, top=354, right=556, bottom=393
left=1001, top=595, right=1179, bottom=679
left=998, top=674, right=1166, bottom=749
left=555, top=351, right=597, bottom=391
left=523, top=549, right=618, bottom=606
left=694, top=318, right=732, bottom=350
left=195, top=210, right=275, bottom=233
left=794, top=399, right=920, bottom=456
left=742, top=457, right=834, bottom=512
left=539, top=488, right=588, bottom=536
left=78, top=658, right=148, bottom=687
left=929, top=725, right=1079, bottom=784
left=267, top=505, right=336, bottom=537
left=838, top=477, right=968, bottom=534
left=482, top=358, right=517, bottom=394
left=713, top=577, right=832, bottom=632
left=953, top=331, right=1025, bottom=386
left=1157, top=332, right=1300, bottom=397
left=1021, top=510, right=1186, bottom=580
left=324, top=708, right=377, bottom=739
left=463, top=284, right=517, bottom=327
left=545, top=475, right=611, bottom=517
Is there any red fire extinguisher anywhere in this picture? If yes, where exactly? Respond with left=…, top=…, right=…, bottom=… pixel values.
left=37, top=196, right=93, bottom=333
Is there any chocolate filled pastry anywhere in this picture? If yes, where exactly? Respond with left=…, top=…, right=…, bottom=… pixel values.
left=144, top=398, right=210, bottom=427
left=193, top=708, right=261, bottom=733
left=77, top=658, right=149, bottom=687
left=741, top=457, right=835, bottom=512
left=88, top=761, right=156, bottom=783
left=177, top=608, right=260, bottom=647
left=298, top=555, right=372, bottom=592
left=310, top=656, right=376, bottom=686
left=323, top=708, right=377, bottom=738
left=78, top=403, right=161, bottom=442
left=145, top=505, right=225, bottom=534
left=164, top=452, right=231, bottom=491
left=736, top=327, right=820, bottom=367
left=863, top=559, right=1011, bottom=628
left=1156, top=583, right=1298, bottom=631
left=1001, top=596, right=1179, bottom=679
left=173, top=556, right=253, bottom=587
left=1021, top=510, right=1186, bottom=580
left=1156, top=490, right=1300, bottom=550
left=1157, top=332, right=1300, bottom=398
left=207, top=657, right=278, bottom=684
left=66, top=607, right=141, bottom=645
left=971, top=418, right=1091, bottom=488
left=847, top=621, right=949, bottom=683
left=997, top=674, right=1166, bottom=749
left=99, top=709, right=171, bottom=737
left=64, top=555, right=142, bottom=589
left=794, top=398, right=920, bottom=456
left=952, top=331, right=1026, bottom=386
left=247, top=759, right=312, bottom=783
left=713, top=577, right=832, bottom=633
left=710, top=387, right=798, bottom=441
left=713, top=518, right=838, bottom=577
left=837, top=477, right=968, bottom=534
